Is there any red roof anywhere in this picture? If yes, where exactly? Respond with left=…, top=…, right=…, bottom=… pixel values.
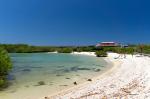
left=96, top=42, right=118, bottom=47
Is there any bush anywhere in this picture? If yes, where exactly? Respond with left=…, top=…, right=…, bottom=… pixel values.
left=95, top=50, right=107, bottom=57
left=0, top=48, right=12, bottom=88
left=57, top=48, right=73, bottom=53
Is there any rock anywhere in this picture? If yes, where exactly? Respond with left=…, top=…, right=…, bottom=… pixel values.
left=95, top=69, right=101, bottom=72
left=73, top=82, right=77, bottom=85
left=59, top=85, right=68, bottom=86
left=70, top=66, right=78, bottom=72
left=63, top=69, right=70, bottom=73
left=56, top=74, right=63, bottom=76
left=87, top=79, right=92, bottom=81
left=22, top=69, right=31, bottom=72
left=77, top=68, right=91, bottom=70
left=66, top=78, right=70, bottom=79
left=45, top=97, right=50, bottom=99
left=38, top=81, right=46, bottom=85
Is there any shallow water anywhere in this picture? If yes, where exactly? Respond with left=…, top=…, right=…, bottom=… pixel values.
left=0, top=53, right=109, bottom=99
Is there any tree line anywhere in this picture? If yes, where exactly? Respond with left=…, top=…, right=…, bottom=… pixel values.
left=0, top=44, right=150, bottom=54
left=0, top=43, right=150, bottom=88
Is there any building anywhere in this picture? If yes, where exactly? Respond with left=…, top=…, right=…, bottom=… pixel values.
left=96, top=42, right=119, bottom=47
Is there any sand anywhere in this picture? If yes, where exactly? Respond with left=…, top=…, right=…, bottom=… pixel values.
left=43, top=52, right=150, bottom=99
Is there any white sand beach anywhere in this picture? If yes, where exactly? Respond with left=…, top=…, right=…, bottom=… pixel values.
left=43, top=52, right=150, bottom=99
left=71, top=52, right=96, bottom=56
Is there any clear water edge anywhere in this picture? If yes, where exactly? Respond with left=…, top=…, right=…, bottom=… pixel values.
left=0, top=53, right=112, bottom=99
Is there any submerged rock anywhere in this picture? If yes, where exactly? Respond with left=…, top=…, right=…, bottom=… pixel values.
left=70, top=66, right=78, bottom=72
left=34, top=81, right=46, bottom=86
left=70, top=66, right=91, bottom=71
left=63, top=69, right=70, bottom=73
left=45, top=97, right=50, bottom=99
left=22, top=69, right=31, bottom=72
left=56, top=74, right=63, bottom=76
left=87, top=79, right=92, bottom=81
left=94, top=69, right=101, bottom=72
left=73, top=82, right=77, bottom=85
left=59, top=85, right=68, bottom=86
left=77, top=67, right=91, bottom=70
left=65, top=78, right=70, bottom=79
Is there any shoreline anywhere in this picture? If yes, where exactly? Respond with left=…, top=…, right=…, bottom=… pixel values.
left=43, top=52, right=150, bottom=99
left=0, top=52, right=110, bottom=99
left=40, top=52, right=121, bottom=99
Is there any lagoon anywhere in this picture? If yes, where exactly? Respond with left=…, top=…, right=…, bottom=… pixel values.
left=0, top=53, right=109, bottom=99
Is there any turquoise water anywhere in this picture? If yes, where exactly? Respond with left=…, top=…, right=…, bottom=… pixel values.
left=0, top=53, right=109, bottom=99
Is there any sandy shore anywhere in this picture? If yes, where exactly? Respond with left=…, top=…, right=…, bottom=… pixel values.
left=71, top=52, right=96, bottom=56
left=42, top=52, right=150, bottom=99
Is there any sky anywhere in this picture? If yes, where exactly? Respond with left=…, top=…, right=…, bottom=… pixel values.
left=0, top=0, right=150, bottom=46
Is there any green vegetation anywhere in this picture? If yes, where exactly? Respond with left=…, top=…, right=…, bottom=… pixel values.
left=136, top=45, right=150, bottom=54
left=0, top=47, right=12, bottom=88
left=0, top=44, right=149, bottom=54
left=57, top=48, right=73, bottom=53
left=0, top=43, right=149, bottom=89
left=0, top=44, right=97, bottom=53
left=0, top=43, right=149, bottom=90
left=95, top=50, right=107, bottom=57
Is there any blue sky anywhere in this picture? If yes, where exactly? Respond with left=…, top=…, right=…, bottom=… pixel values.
left=0, top=0, right=150, bottom=46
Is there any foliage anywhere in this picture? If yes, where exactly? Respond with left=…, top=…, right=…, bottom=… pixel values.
left=73, top=46, right=96, bottom=52
left=57, top=48, right=73, bottom=53
left=0, top=47, right=12, bottom=88
left=0, top=44, right=150, bottom=54
left=136, top=45, right=150, bottom=54
left=95, top=50, right=107, bottom=57
left=125, top=47, right=135, bottom=54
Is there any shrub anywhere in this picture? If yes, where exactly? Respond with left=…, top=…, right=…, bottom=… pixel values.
left=0, top=47, right=12, bottom=88
left=57, top=48, right=73, bottom=53
left=95, top=50, right=107, bottom=57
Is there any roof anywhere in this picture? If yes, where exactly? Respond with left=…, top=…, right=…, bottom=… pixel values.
left=100, top=42, right=116, bottom=43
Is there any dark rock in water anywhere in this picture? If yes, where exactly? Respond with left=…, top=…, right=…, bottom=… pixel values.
left=37, top=81, right=46, bottom=86
left=63, top=69, right=70, bottom=73
left=70, top=67, right=91, bottom=71
left=22, top=69, right=31, bottom=72
left=70, top=66, right=78, bottom=72
left=87, top=79, right=92, bottom=81
left=77, top=68, right=91, bottom=70
left=56, top=74, right=63, bottom=76
left=73, top=82, right=77, bottom=85
left=59, top=85, right=68, bottom=86
left=45, top=97, right=50, bottom=99
left=95, top=69, right=101, bottom=72
left=66, top=78, right=70, bottom=79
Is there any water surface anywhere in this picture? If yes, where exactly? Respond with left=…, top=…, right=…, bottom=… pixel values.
left=0, top=53, right=109, bottom=99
